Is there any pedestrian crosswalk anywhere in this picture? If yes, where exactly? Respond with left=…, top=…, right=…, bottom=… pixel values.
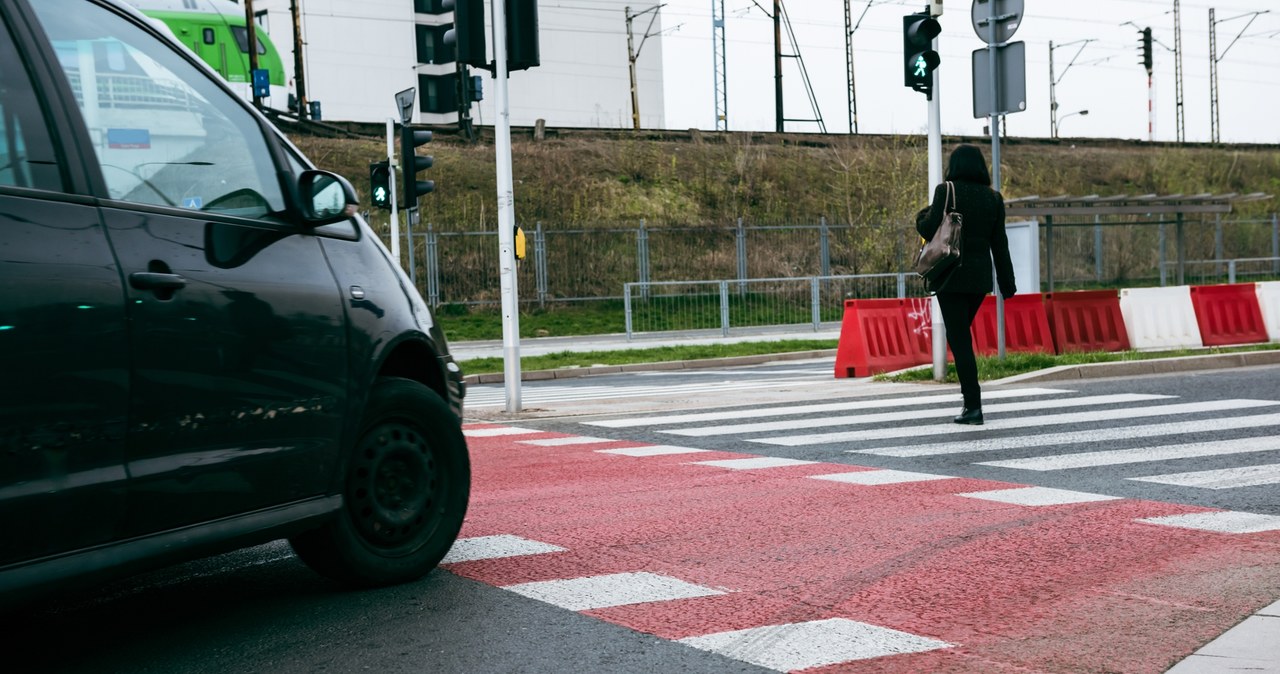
left=465, top=372, right=829, bottom=408
left=578, top=385, right=1280, bottom=504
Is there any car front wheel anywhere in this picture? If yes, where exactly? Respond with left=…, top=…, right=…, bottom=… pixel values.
left=290, top=377, right=470, bottom=587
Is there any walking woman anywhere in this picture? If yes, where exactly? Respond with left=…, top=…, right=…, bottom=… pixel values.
left=916, top=144, right=1016, bottom=425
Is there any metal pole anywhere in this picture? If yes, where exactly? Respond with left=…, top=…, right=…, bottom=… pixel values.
left=493, top=0, right=522, bottom=412
left=290, top=0, right=307, bottom=119
left=1159, top=223, right=1167, bottom=286
left=1176, top=212, right=1186, bottom=286
left=243, top=0, right=261, bottom=108
left=987, top=2, right=1005, bottom=359
left=928, top=19, right=945, bottom=382
left=626, top=8, right=640, bottom=130
left=386, top=119, right=400, bottom=263
left=1048, top=41, right=1057, bottom=139
left=1046, top=216, right=1054, bottom=292
left=1094, top=215, right=1103, bottom=282
left=773, top=0, right=783, bottom=132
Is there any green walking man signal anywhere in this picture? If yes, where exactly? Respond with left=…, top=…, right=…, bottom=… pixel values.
left=902, top=12, right=942, bottom=99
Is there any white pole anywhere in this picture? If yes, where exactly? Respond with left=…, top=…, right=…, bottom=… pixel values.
left=928, top=16, right=946, bottom=382
left=492, top=0, right=522, bottom=413
left=386, top=118, right=400, bottom=264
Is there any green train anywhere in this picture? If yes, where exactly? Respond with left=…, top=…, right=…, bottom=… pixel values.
left=125, top=0, right=286, bottom=95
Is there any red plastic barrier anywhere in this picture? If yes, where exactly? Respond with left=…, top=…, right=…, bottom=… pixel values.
left=834, top=299, right=928, bottom=378
left=970, top=294, right=1055, bottom=356
left=1044, top=289, right=1131, bottom=354
left=1189, top=283, right=1269, bottom=347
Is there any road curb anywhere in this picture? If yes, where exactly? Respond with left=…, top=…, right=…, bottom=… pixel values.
left=991, top=349, right=1280, bottom=385
left=461, top=349, right=837, bottom=385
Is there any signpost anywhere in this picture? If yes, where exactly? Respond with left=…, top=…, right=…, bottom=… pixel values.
left=972, top=0, right=1025, bottom=359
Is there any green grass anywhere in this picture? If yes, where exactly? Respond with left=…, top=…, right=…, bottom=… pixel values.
left=456, top=339, right=837, bottom=375
left=874, top=343, right=1280, bottom=384
left=440, top=297, right=846, bottom=342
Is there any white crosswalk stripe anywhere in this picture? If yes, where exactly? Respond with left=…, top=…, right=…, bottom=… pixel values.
left=978, top=436, right=1280, bottom=471
left=1129, top=463, right=1280, bottom=489
left=585, top=387, right=1072, bottom=428
left=855, top=412, right=1280, bottom=458
left=664, top=393, right=1172, bottom=437
left=750, top=399, right=1280, bottom=446
left=465, top=377, right=826, bottom=408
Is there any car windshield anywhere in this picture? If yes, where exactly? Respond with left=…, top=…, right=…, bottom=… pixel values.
left=30, top=0, right=285, bottom=217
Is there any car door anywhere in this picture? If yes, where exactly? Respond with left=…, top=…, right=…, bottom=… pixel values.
left=0, top=3, right=129, bottom=567
left=28, top=0, right=349, bottom=536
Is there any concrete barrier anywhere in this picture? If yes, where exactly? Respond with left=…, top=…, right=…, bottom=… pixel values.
left=1258, top=281, right=1280, bottom=343
left=1045, top=289, right=1131, bottom=354
left=1119, top=286, right=1204, bottom=351
left=833, top=299, right=927, bottom=378
left=1189, top=283, right=1269, bottom=347
left=971, top=294, right=1055, bottom=356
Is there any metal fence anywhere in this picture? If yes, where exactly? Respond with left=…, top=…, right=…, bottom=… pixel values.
left=402, top=214, right=1280, bottom=308
left=621, top=274, right=923, bottom=339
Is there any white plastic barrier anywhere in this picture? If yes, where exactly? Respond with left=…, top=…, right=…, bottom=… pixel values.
left=1258, top=281, right=1280, bottom=342
left=1119, top=286, right=1204, bottom=351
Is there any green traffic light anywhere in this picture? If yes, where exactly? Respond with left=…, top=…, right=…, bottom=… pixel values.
left=914, top=55, right=928, bottom=78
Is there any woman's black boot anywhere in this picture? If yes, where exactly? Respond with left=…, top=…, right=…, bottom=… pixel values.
left=953, top=407, right=984, bottom=425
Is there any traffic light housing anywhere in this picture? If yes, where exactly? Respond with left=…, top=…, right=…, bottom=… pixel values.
left=443, top=0, right=487, bottom=69
left=903, top=12, right=941, bottom=98
left=369, top=160, right=391, bottom=210
left=441, top=0, right=539, bottom=73
left=1139, top=27, right=1153, bottom=72
left=506, top=0, right=539, bottom=72
left=400, top=125, right=435, bottom=208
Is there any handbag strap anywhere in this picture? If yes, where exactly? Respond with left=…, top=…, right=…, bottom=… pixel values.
left=945, top=181, right=957, bottom=212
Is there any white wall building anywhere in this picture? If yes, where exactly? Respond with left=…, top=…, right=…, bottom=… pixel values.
left=253, top=0, right=665, bottom=129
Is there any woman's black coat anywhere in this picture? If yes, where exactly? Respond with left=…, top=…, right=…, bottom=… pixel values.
left=915, top=180, right=1017, bottom=296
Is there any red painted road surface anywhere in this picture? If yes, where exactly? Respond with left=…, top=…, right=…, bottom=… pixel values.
left=449, top=425, right=1280, bottom=673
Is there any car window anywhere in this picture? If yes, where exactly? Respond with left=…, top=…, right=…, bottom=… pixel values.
left=0, top=17, right=62, bottom=191
left=30, top=0, right=284, bottom=218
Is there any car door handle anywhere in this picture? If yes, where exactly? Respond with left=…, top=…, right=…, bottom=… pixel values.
left=129, top=272, right=187, bottom=291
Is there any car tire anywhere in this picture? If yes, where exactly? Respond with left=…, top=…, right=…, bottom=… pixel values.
left=290, top=376, right=469, bottom=587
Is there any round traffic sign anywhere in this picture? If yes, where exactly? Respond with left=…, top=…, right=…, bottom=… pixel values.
left=971, top=0, right=1023, bottom=44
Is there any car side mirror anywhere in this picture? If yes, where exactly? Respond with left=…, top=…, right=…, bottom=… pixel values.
left=298, top=170, right=358, bottom=226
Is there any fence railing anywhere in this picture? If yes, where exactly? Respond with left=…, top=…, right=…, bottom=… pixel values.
left=622, top=273, right=922, bottom=340
left=401, top=214, right=1280, bottom=309
left=1161, top=256, right=1280, bottom=286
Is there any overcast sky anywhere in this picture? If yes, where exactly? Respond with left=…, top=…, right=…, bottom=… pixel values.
left=652, top=0, right=1278, bottom=143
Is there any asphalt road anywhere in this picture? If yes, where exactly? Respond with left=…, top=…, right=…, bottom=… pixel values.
left=7, top=362, right=1279, bottom=673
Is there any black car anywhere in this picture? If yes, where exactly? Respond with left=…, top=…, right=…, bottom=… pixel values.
left=0, top=0, right=469, bottom=610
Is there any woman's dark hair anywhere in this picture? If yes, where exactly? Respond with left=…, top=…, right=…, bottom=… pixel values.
left=945, top=144, right=991, bottom=185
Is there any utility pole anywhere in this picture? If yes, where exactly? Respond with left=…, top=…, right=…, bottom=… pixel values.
left=773, top=0, right=782, bottom=132
left=243, top=0, right=261, bottom=108
left=290, top=0, right=307, bottom=119
left=1048, top=39, right=1094, bottom=139
left=845, top=0, right=881, bottom=134
left=625, top=4, right=665, bottom=131
left=712, top=0, right=727, bottom=131
left=1173, top=0, right=1185, bottom=142
left=1209, top=8, right=1270, bottom=143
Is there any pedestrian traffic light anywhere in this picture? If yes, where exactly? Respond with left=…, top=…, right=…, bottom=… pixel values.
left=1139, top=27, right=1153, bottom=73
left=903, top=12, right=941, bottom=98
left=400, top=125, right=434, bottom=208
left=369, top=160, right=391, bottom=210
left=442, top=0, right=487, bottom=69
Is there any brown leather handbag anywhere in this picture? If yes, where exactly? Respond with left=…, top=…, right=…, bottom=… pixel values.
left=913, top=181, right=963, bottom=282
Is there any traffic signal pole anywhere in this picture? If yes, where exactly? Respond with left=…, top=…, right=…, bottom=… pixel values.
left=386, top=119, right=400, bottom=263
left=492, top=0, right=523, bottom=413
left=927, top=14, right=945, bottom=382
left=984, top=1, right=1007, bottom=360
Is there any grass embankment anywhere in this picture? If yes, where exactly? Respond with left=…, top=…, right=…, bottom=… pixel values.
left=456, top=339, right=837, bottom=376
